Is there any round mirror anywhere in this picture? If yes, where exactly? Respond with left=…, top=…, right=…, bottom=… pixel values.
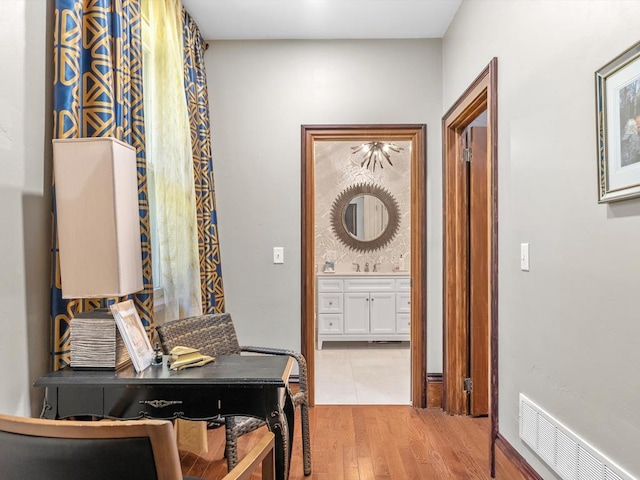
left=330, top=183, right=400, bottom=252
left=343, top=194, right=389, bottom=241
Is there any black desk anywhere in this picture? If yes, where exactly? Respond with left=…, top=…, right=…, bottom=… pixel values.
left=35, top=355, right=294, bottom=480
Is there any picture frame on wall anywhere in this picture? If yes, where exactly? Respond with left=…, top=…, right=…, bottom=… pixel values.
left=596, top=40, right=640, bottom=202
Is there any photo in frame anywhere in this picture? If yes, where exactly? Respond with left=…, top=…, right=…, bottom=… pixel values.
left=596, top=40, right=640, bottom=202
left=110, top=300, right=154, bottom=372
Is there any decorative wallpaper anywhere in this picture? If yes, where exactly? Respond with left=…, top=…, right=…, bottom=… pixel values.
left=314, top=140, right=411, bottom=273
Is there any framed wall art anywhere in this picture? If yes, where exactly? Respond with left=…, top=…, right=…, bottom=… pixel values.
left=596, top=40, right=640, bottom=202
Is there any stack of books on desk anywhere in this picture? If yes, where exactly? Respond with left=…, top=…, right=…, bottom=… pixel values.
left=70, top=311, right=130, bottom=370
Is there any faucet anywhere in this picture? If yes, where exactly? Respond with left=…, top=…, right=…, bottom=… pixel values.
left=364, top=262, right=370, bottom=272
left=352, top=262, right=360, bottom=272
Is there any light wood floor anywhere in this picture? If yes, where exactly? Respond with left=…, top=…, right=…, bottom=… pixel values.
left=180, top=405, right=531, bottom=480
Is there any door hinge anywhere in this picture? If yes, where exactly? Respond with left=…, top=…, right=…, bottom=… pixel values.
left=462, top=147, right=472, bottom=163
left=463, top=377, right=473, bottom=394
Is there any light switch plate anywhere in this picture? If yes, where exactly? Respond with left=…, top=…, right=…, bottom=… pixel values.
left=520, top=243, right=530, bottom=271
left=273, top=247, right=284, bottom=264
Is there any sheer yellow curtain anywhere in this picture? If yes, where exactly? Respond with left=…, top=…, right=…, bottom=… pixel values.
left=146, top=0, right=202, bottom=320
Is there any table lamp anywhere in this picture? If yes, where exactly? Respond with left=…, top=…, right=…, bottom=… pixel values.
left=53, top=137, right=143, bottom=369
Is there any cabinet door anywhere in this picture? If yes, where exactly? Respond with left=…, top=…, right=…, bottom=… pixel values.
left=344, top=293, right=369, bottom=334
left=369, top=292, right=396, bottom=334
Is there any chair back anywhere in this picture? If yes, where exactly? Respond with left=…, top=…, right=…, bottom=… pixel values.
left=0, top=414, right=184, bottom=480
left=156, top=312, right=242, bottom=357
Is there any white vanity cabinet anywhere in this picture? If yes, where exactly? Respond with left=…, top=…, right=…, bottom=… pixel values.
left=317, top=275, right=410, bottom=349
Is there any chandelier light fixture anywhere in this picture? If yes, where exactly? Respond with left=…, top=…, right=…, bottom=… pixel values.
left=351, top=141, right=404, bottom=171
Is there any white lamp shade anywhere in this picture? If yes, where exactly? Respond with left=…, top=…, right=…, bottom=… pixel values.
left=53, top=137, right=144, bottom=299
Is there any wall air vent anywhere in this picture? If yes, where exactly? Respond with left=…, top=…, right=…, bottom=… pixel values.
left=519, top=394, right=636, bottom=480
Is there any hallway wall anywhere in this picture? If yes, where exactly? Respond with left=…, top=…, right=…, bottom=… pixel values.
left=206, top=39, right=444, bottom=371
left=443, top=1, right=640, bottom=478
left=0, top=0, right=52, bottom=416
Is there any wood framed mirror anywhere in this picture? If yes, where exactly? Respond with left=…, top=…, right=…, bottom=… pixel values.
left=330, top=183, right=401, bottom=252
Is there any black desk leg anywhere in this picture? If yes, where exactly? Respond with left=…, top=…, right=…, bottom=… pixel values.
left=267, top=389, right=295, bottom=480
left=284, top=390, right=295, bottom=474
left=40, top=388, right=56, bottom=419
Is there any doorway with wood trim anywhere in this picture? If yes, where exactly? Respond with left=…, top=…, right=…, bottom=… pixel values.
left=301, top=124, right=427, bottom=408
left=442, top=58, right=499, bottom=471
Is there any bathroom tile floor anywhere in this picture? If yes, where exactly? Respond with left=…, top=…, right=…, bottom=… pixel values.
left=314, top=341, right=411, bottom=405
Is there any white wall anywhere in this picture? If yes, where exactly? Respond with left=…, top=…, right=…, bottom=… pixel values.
left=444, top=1, right=640, bottom=478
left=206, top=39, right=444, bottom=370
left=0, top=0, right=52, bottom=416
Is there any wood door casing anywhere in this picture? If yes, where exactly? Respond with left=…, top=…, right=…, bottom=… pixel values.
left=442, top=58, right=498, bottom=473
left=301, top=124, right=427, bottom=408
left=443, top=71, right=493, bottom=415
left=442, top=58, right=499, bottom=475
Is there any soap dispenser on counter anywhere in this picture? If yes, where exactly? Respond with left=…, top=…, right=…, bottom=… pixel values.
left=398, top=254, right=405, bottom=272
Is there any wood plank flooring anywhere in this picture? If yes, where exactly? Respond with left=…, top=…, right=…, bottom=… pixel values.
left=180, top=405, right=532, bottom=480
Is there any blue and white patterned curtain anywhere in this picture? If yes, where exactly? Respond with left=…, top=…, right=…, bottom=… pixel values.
left=51, top=0, right=153, bottom=369
left=182, top=9, right=225, bottom=314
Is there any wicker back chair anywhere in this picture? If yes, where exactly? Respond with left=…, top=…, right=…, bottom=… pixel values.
left=156, top=312, right=311, bottom=476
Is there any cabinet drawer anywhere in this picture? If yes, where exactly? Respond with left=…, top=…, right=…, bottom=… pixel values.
left=104, top=386, right=222, bottom=420
left=396, top=277, right=411, bottom=291
left=317, top=277, right=343, bottom=293
left=396, top=292, right=411, bottom=313
left=344, top=277, right=395, bottom=292
left=317, top=293, right=343, bottom=313
left=57, top=386, right=103, bottom=418
left=396, top=314, right=411, bottom=334
left=317, top=314, right=343, bottom=334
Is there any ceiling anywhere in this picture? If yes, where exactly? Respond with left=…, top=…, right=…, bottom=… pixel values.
left=181, top=0, right=462, bottom=40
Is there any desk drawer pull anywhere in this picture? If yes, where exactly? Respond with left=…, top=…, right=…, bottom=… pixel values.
left=139, top=400, right=183, bottom=409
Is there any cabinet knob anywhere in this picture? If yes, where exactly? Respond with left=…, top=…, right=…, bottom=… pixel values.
left=329, top=301, right=333, bottom=305
left=329, top=322, right=333, bottom=326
